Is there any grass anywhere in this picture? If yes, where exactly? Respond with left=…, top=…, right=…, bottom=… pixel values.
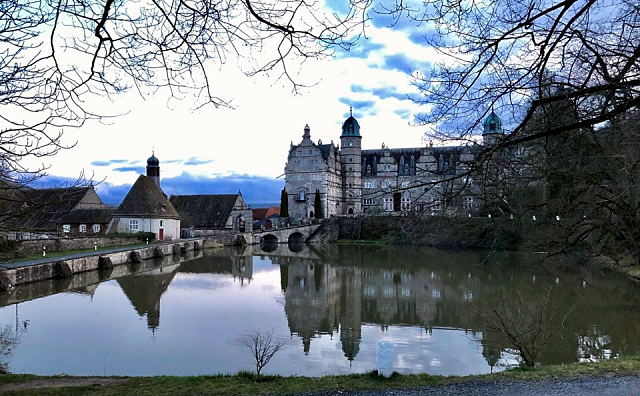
left=1, top=356, right=640, bottom=395
left=4, top=242, right=157, bottom=263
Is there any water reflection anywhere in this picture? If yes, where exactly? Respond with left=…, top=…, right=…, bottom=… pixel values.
left=0, top=244, right=639, bottom=376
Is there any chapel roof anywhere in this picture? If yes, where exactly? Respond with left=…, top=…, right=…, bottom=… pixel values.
left=115, top=175, right=180, bottom=219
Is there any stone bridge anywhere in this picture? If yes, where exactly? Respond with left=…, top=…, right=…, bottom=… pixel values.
left=252, top=224, right=322, bottom=246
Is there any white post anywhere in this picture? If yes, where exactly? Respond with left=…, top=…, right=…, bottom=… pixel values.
left=94, top=242, right=97, bottom=251
left=376, top=341, right=394, bottom=378
left=42, top=246, right=46, bottom=257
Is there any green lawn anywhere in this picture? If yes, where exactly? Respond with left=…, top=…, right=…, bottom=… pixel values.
left=0, top=356, right=639, bottom=395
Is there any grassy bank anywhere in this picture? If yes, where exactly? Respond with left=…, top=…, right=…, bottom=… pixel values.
left=1, top=356, right=639, bottom=395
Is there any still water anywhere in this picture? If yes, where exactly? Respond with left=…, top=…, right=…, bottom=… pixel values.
left=0, top=244, right=638, bottom=377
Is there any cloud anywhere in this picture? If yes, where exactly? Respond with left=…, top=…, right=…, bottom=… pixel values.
left=113, top=166, right=146, bottom=174
left=161, top=173, right=283, bottom=205
left=37, top=172, right=284, bottom=207
left=90, top=159, right=129, bottom=167
left=183, top=157, right=214, bottom=166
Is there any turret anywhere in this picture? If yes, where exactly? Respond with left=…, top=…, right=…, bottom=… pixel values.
left=340, top=107, right=362, bottom=215
left=146, top=151, right=160, bottom=187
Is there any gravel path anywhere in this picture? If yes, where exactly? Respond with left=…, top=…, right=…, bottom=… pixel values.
left=301, top=375, right=640, bottom=396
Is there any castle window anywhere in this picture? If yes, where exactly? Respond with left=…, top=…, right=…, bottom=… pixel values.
left=363, top=198, right=375, bottom=205
left=373, top=157, right=377, bottom=175
left=364, top=181, right=376, bottom=188
left=298, top=190, right=306, bottom=201
left=399, top=156, right=405, bottom=175
left=410, top=155, right=416, bottom=175
left=465, top=196, right=474, bottom=209
left=383, top=198, right=393, bottom=212
left=349, top=158, right=353, bottom=162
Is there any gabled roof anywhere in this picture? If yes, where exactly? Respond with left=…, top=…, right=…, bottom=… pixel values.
left=253, top=206, right=280, bottom=221
left=0, top=186, right=105, bottom=231
left=115, top=175, right=180, bottom=219
left=58, top=208, right=115, bottom=224
left=170, top=194, right=241, bottom=228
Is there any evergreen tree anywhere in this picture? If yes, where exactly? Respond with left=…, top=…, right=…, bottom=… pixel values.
left=279, top=188, right=288, bottom=218
left=314, top=189, right=323, bottom=218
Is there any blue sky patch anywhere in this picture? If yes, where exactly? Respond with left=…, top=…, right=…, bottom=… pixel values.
left=113, top=166, right=146, bottom=174
left=90, top=159, right=128, bottom=167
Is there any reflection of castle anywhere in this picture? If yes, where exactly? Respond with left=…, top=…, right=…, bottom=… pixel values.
left=281, top=253, right=480, bottom=361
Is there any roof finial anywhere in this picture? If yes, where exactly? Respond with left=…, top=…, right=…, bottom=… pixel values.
left=350, top=106, right=353, bottom=117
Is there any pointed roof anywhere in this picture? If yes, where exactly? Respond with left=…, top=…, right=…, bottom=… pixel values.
left=169, top=194, right=242, bottom=228
left=483, top=111, right=502, bottom=135
left=115, top=175, right=180, bottom=219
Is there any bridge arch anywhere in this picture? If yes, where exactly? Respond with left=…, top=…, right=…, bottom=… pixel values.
left=259, top=234, right=279, bottom=252
left=288, top=232, right=305, bottom=244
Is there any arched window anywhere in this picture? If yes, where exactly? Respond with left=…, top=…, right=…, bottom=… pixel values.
left=399, top=156, right=405, bottom=175
left=237, top=216, right=246, bottom=232
left=410, top=155, right=416, bottom=175
left=362, top=158, right=368, bottom=175
left=373, top=157, right=377, bottom=175
left=348, top=208, right=354, bottom=215
left=298, top=190, right=306, bottom=201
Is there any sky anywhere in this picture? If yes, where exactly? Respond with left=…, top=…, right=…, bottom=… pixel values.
left=31, top=2, right=440, bottom=207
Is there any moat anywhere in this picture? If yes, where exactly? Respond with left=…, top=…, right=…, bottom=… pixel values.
left=0, top=244, right=638, bottom=377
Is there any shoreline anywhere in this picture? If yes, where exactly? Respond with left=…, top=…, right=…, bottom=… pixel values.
left=0, top=355, right=639, bottom=395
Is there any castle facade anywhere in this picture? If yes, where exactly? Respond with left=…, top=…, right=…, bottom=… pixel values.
left=284, top=110, right=503, bottom=220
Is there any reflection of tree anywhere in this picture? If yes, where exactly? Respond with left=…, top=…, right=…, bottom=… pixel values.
left=0, top=325, right=19, bottom=374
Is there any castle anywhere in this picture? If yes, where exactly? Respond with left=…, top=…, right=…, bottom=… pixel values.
left=284, top=109, right=503, bottom=220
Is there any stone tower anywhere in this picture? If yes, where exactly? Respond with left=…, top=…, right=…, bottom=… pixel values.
left=340, top=108, right=362, bottom=215
left=146, top=151, right=160, bottom=187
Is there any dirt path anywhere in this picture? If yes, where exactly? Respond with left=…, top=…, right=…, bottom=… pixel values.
left=0, top=377, right=127, bottom=392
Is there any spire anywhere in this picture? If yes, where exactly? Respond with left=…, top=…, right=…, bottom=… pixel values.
left=303, top=124, right=311, bottom=140
left=350, top=106, right=352, bottom=117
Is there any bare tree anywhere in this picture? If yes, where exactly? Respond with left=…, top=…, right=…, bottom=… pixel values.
left=378, top=0, right=640, bottom=147
left=475, top=286, right=573, bottom=367
left=0, top=0, right=370, bottom=225
left=242, top=329, right=286, bottom=378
